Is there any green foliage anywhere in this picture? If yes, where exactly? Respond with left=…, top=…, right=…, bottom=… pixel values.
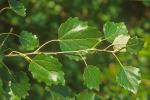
left=9, top=72, right=30, bottom=98
left=127, top=37, right=144, bottom=54
left=50, top=91, right=74, bottom=100
left=19, top=31, right=39, bottom=51
left=83, top=65, right=101, bottom=91
left=58, top=17, right=101, bottom=60
left=9, top=90, right=21, bottom=100
left=77, top=90, right=95, bottom=100
left=0, top=0, right=149, bottom=99
left=8, top=0, right=26, bottom=16
left=29, top=54, right=65, bottom=86
left=116, top=66, right=141, bottom=94
left=103, top=22, right=128, bottom=43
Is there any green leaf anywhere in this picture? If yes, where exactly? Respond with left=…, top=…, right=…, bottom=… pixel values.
left=19, top=31, right=39, bottom=51
left=9, top=90, right=21, bottom=100
left=77, top=90, right=95, bottom=100
left=127, top=37, right=144, bottom=54
left=83, top=65, right=101, bottom=91
left=116, top=66, right=141, bottom=94
left=9, top=72, right=30, bottom=98
left=50, top=91, right=74, bottom=100
left=29, top=54, right=65, bottom=86
left=103, top=22, right=128, bottom=43
left=58, top=17, right=102, bottom=60
left=112, top=35, right=130, bottom=52
left=8, top=0, right=26, bottom=16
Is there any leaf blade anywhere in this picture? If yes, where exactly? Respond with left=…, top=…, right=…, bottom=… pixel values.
left=29, top=54, right=65, bottom=86
left=83, top=65, right=101, bottom=91
left=116, top=66, right=141, bottom=94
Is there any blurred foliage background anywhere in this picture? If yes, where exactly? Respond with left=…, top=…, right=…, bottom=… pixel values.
left=0, top=0, right=150, bottom=99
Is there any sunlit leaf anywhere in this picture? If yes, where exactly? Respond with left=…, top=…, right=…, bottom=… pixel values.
left=116, top=66, right=141, bottom=94
left=19, top=31, right=39, bottom=51
left=103, top=22, right=128, bottom=43
left=9, top=90, right=21, bottom=100
left=83, top=65, right=101, bottom=91
left=58, top=17, right=102, bottom=60
left=29, top=54, right=65, bottom=86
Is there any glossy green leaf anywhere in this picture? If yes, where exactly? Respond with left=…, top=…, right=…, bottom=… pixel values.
left=58, top=17, right=102, bottom=60
left=77, top=90, right=95, bottom=100
left=113, top=34, right=130, bottom=52
left=19, top=31, right=39, bottom=51
left=29, top=54, right=65, bottom=86
left=116, top=66, right=141, bottom=94
left=103, top=22, right=128, bottom=43
left=9, top=72, right=30, bottom=98
left=8, top=0, right=26, bottom=16
left=83, top=65, right=101, bottom=91
left=127, top=37, right=144, bottom=54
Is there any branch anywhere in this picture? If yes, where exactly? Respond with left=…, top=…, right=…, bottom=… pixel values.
left=0, top=7, right=10, bottom=14
left=5, top=48, right=115, bottom=57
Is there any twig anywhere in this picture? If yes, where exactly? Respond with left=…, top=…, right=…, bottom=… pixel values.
left=112, top=52, right=124, bottom=68
left=0, top=7, right=10, bottom=14
left=34, top=39, right=59, bottom=52
left=0, top=28, right=13, bottom=48
left=5, top=49, right=114, bottom=57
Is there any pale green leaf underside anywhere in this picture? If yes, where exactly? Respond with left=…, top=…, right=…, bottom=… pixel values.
left=19, top=31, right=39, bottom=51
left=29, top=54, right=65, bottom=86
left=116, top=66, right=141, bottom=94
left=8, top=0, right=26, bottom=16
left=58, top=17, right=102, bottom=60
left=10, top=72, right=30, bottom=98
left=83, top=65, right=101, bottom=91
left=113, top=34, right=130, bottom=52
left=77, top=90, right=95, bottom=100
left=103, top=22, right=128, bottom=43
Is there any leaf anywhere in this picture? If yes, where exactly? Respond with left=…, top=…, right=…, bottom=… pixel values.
left=83, top=65, right=101, bottom=91
left=127, top=37, right=144, bottom=54
left=58, top=17, right=102, bottom=60
left=9, top=90, right=21, bottom=100
left=19, top=31, right=39, bottom=51
left=9, top=72, right=30, bottom=98
left=112, top=35, right=130, bottom=52
left=103, top=22, right=128, bottom=43
left=116, top=66, right=141, bottom=94
left=50, top=91, right=74, bottom=100
left=8, top=0, right=26, bottom=16
left=76, top=90, right=95, bottom=100
left=29, top=54, right=65, bottom=86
